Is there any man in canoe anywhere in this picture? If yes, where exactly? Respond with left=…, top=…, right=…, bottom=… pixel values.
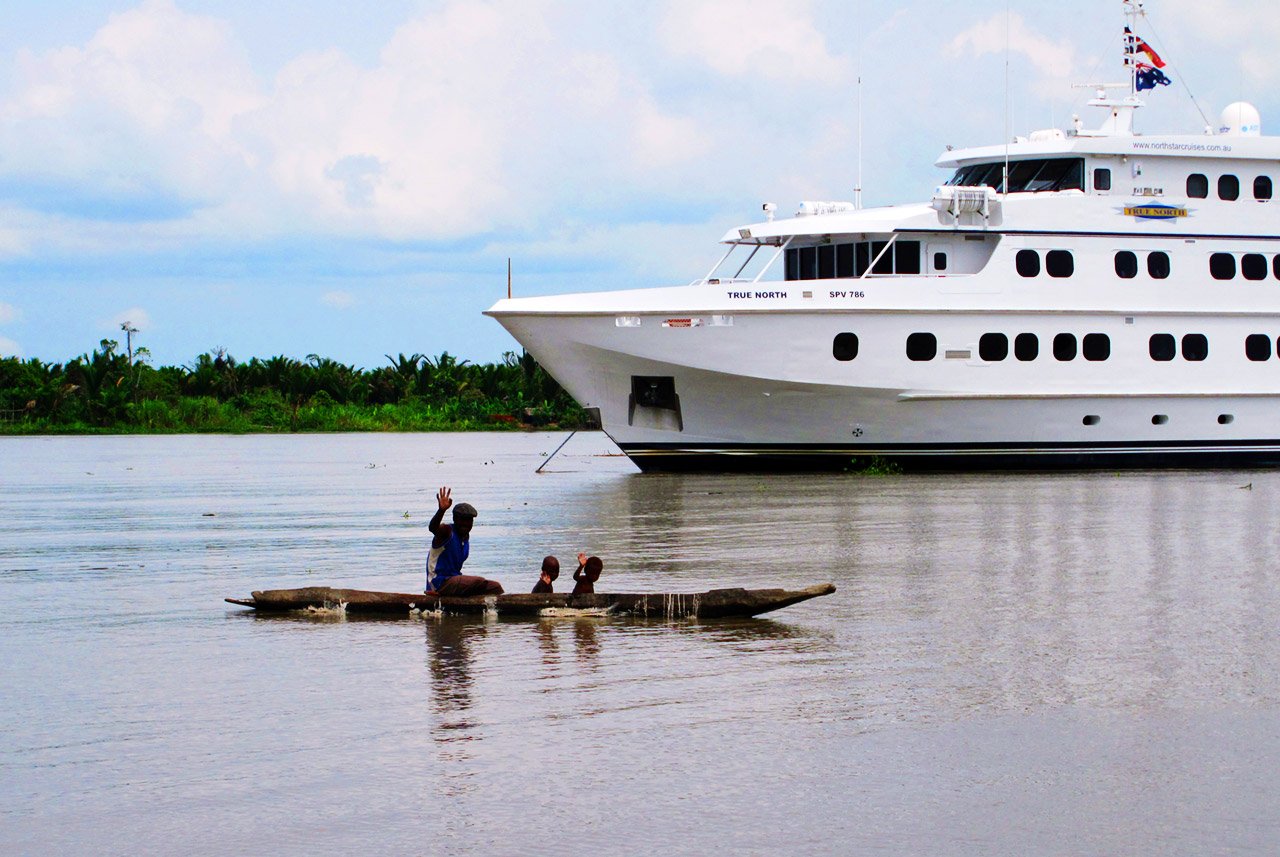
left=426, top=486, right=504, bottom=596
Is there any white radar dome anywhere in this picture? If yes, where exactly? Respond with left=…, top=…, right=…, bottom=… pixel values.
left=1219, top=102, right=1262, bottom=137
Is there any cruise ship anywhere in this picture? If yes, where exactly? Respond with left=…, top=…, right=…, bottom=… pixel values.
left=487, top=6, right=1280, bottom=471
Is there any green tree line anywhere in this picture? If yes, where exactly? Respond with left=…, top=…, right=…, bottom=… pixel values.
left=0, top=339, right=589, bottom=433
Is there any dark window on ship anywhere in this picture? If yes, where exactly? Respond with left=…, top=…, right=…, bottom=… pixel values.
left=818, top=245, right=836, bottom=279
left=1115, top=251, right=1138, bottom=278
left=1094, top=167, right=1111, bottom=191
left=1246, top=333, right=1272, bottom=361
left=871, top=241, right=892, bottom=275
left=856, top=242, right=870, bottom=276
left=1046, top=250, right=1074, bottom=278
left=1182, top=333, right=1209, bottom=361
left=979, top=333, right=1009, bottom=362
left=1187, top=173, right=1209, bottom=198
left=946, top=157, right=1084, bottom=193
left=836, top=243, right=855, bottom=278
left=1150, top=333, right=1176, bottom=361
left=1210, top=253, right=1236, bottom=280
left=906, top=332, right=937, bottom=361
left=1016, top=249, right=1041, bottom=277
left=1275, top=255, right=1280, bottom=280
left=1082, top=333, right=1111, bottom=361
left=895, top=241, right=922, bottom=275
left=1255, top=176, right=1273, bottom=201
left=1242, top=253, right=1268, bottom=281
left=832, top=332, right=859, bottom=361
left=785, top=248, right=800, bottom=281
left=1053, top=333, right=1078, bottom=361
left=1014, top=333, right=1039, bottom=361
left=933, top=252, right=947, bottom=272
left=799, top=246, right=817, bottom=280
left=1147, top=251, right=1171, bottom=279
left=1219, top=174, right=1240, bottom=201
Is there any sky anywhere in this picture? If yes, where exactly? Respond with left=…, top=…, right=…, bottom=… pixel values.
left=0, top=0, right=1276, bottom=367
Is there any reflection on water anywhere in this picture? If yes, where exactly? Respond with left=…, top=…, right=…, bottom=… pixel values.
left=3, top=433, right=1280, bottom=855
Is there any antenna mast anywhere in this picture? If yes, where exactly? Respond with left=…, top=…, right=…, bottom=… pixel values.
left=855, top=74, right=863, bottom=209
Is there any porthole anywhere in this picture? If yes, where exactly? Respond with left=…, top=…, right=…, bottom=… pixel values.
left=1082, top=333, right=1110, bottom=361
left=1014, top=333, right=1039, bottom=361
left=1016, top=249, right=1041, bottom=277
left=1182, top=333, right=1209, bottom=362
left=1219, top=414, right=1235, bottom=425
left=1114, top=251, right=1138, bottom=279
left=1045, top=250, right=1074, bottom=278
left=1187, top=173, right=1209, bottom=198
left=1210, top=253, right=1236, bottom=280
left=906, top=332, right=937, bottom=361
left=1255, top=176, right=1273, bottom=201
left=1149, top=333, right=1176, bottom=361
left=933, top=252, right=947, bottom=272
left=1275, top=256, right=1280, bottom=280
left=1219, top=174, right=1240, bottom=201
left=1147, top=251, right=1170, bottom=279
left=1242, top=253, right=1268, bottom=280
left=1082, top=414, right=1101, bottom=426
left=1245, top=333, right=1272, bottom=361
left=1094, top=168, right=1111, bottom=191
left=1053, top=333, right=1077, bottom=361
left=979, top=332, right=1009, bottom=362
left=1152, top=414, right=1169, bottom=425
left=832, top=332, right=859, bottom=361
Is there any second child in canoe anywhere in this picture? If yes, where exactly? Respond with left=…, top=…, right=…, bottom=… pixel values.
left=572, top=553, right=604, bottom=594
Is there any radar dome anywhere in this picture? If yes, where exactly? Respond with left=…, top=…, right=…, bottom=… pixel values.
left=1219, top=102, right=1262, bottom=137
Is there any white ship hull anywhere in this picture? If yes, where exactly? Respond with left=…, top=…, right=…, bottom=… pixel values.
left=491, top=296, right=1280, bottom=471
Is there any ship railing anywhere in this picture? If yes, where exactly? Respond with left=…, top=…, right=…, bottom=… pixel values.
left=695, top=236, right=793, bottom=286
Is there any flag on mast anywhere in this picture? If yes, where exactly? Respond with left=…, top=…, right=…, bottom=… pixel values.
left=1125, top=25, right=1172, bottom=91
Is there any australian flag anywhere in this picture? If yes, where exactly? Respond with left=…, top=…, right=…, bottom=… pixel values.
left=1136, top=63, right=1172, bottom=91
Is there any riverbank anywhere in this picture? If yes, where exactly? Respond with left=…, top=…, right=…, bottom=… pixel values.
left=0, top=342, right=589, bottom=434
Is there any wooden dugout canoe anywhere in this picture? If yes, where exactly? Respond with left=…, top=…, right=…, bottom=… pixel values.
left=225, top=583, right=835, bottom=619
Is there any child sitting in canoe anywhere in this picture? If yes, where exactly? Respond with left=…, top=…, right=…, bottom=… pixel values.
left=571, top=553, right=603, bottom=594
left=532, top=555, right=560, bottom=593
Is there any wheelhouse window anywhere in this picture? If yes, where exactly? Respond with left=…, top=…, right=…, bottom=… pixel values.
left=1045, top=250, right=1074, bottom=278
left=832, top=332, right=859, bottom=361
left=906, top=332, right=937, bottom=361
left=1147, top=251, right=1171, bottom=279
left=946, top=158, right=1084, bottom=193
left=1082, top=333, right=1111, bottom=361
left=979, top=333, right=1008, bottom=362
left=1210, top=253, right=1236, bottom=280
left=785, top=239, right=922, bottom=280
left=1219, top=174, right=1241, bottom=201
left=1115, top=251, right=1138, bottom=279
left=1016, top=250, right=1041, bottom=277
left=1246, top=334, right=1272, bottom=362
left=1150, top=333, right=1176, bottom=361
left=1053, top=333, right=1077, bottom=361
left=1187, top=174, right=1209, bottom=198
left=1014, top=333, right=1039, bottom=361
left=1255, top=176, right=1273, bottom=201
left=1182, top=333, right=1209, bottom=361
left=1242, top=254, right=1268, bottom=281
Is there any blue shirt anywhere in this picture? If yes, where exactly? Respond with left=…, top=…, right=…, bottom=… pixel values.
left=427, top=527, right=469, bottom=591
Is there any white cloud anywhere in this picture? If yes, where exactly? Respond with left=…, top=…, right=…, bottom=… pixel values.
left=659, top=0, right=850, bottom=83
left=0, top=301, right=18, bottom=324
left=106, top=307, right=151, bottom=332
left=0, top=336, right=21, bottom=357
left=947, top=13, right=1077, bottom=97
left=320, top=290, right=356, bottom=309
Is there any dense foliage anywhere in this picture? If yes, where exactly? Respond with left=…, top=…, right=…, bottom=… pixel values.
left=0, top=341, right=589, bottom=433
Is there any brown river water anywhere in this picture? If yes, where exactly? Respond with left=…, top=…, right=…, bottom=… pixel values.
left=2, top=432, right=1279, bottom=854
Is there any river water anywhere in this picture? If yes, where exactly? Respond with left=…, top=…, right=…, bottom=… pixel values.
left=2, top=432, right=1279, bottom=854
